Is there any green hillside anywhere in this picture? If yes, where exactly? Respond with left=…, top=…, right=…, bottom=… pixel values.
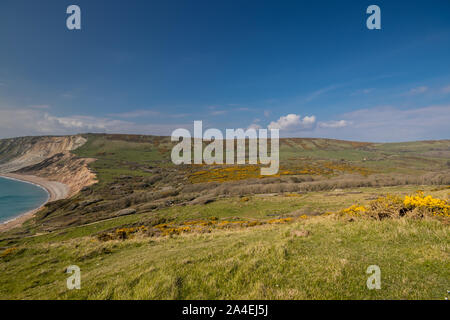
left=0, top=134, right=449, bottom=299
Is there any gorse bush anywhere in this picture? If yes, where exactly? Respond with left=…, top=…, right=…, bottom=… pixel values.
left=337, top=191, right=449, bottom=219
left=366, top=194, right=406, bottom=219
left=340, top=205, right=367, bottom=216
left=95, top=216, right=298, bottom=241
left=404, top=191, right=449, bottom=217
left=98, top=226, right=148, bottom=241
left=188, top=162, right=373, bottom=183
left=1, top=247, right=17, bottom=258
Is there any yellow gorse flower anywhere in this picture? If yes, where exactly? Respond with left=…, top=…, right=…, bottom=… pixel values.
left=340, top=205, right=367, bottom=216
left=403, top=191, right=449, bottom=217
left=336, top=191, right=449, bottom=218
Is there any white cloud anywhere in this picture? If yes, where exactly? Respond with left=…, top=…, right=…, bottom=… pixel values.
left=268, top=114, right=316, bottom=131
left=247, top=123, right=262, bottom=130
left=302, top=116, right=316, bottom=127
left=305, top=85, right=338, bottom=102
left=312, top=105, right=450, bottom=142
left=60, top=92, right=76, bottom=99
left=408, top=86, right=428, bottom=95
left=210, top=110, right=227, bottom=116
left=442, top=85, right=450, bottom=94
left=109, top=109, right=160, bottom=118
left=261, top=106, right=449, bottom=141
left=0, top=108, right=190, bottom=139
left=350, top=88, right=374, bottom=96
left=318, top=120, right=350, bottom=128
left=29, top=104, right=51, bottom=110
left=1, top=105, right=448, bottom=142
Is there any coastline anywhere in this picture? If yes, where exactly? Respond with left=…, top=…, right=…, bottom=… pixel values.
left=0, top=173, right=69, bottom=232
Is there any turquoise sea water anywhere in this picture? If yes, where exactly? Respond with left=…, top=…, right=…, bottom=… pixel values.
left=0, top=177, right=49, bottom=223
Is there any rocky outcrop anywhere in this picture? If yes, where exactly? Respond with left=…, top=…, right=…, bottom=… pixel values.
left=114, top=208, right=137, bottom=217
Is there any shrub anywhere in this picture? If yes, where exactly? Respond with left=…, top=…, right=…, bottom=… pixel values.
left=366, top=194, right=405, bottom=219
left=1, top=247, right=17, bottom=258
left=336, top=191, right=449, bottom=220
left=97, top=226, right=148, bottom=241
left=403, top=191, right=449, bottom=217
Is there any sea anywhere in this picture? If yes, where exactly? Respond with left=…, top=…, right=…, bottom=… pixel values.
left=0, top=176, right=49, bottom=223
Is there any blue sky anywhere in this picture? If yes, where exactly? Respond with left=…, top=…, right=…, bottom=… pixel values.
left=0, top=0, right=449, bottom=141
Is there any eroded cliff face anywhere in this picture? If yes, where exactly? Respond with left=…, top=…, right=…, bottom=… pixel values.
left=0, top=135, right=97, bottom=197
left=16, top=152, right=97, bottom=197
left=0, top=136, right=87, bottom=173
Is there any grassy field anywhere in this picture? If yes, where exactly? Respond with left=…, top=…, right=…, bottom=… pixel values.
left=0, top=134, right=449, bottom=299
left=1, top=214, right=448, bottom=299
left=0, top=185, right=448, bottom=299
left=73, top=134, right=167, bottom=185
left=72, top=135, right=450, bottom=185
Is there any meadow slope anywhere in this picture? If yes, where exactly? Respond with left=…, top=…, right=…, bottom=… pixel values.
left=0, top=134, right=449, bottom=299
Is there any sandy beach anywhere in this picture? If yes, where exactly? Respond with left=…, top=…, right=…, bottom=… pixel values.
left=0, top=173, right=69, bottom=232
